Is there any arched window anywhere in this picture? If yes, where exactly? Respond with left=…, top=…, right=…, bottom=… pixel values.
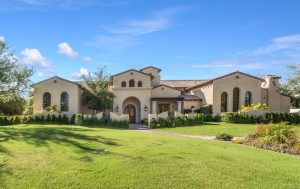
left=138, top=81, right=143, bottom=87
left=43, top=92, right=51, bottom=109
left=244, top=91, right=252, bottom=106
left=60, top=92, right=69, bottom=112
left=221, top=92, right=228, bottom=112
left=129, top=79, right=135, bottom=87
left=233, top=87, right=240, bottom=112
left=121, top=81, right=126, bottom=87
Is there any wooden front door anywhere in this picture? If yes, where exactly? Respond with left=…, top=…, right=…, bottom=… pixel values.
left=124, top=105, right=136, bottom=123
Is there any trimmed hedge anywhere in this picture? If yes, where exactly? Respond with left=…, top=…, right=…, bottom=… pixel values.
left=0, top=114, right=129, bottom=128
left=221, top=112, right=300, bottom=124
left=150, top=114, right=205, bottom=128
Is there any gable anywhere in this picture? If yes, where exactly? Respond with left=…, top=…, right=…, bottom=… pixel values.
left=32, top=76, right=81, bottom=88
left=112, top=69, right=151, bottom=79
left=112, top=69, right=152, bottom=88
left=151, top=84, right=181, bottom=98
left=213, top=72, right=262, bottom=85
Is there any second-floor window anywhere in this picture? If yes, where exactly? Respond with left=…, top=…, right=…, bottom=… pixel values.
left=129, top=79, right=135, bottom=87
left=138, top=81, right=142, bottom=87
left=121, top=81, right=126, bottom=87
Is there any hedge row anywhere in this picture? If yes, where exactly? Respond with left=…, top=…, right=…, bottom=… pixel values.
left=0, top=114, right=129, bottom=128
left=220, top=112, right=300, bottom=124
left=74, top=114, right=129, bottom=128
left=150, top=114, right=205, bottom=128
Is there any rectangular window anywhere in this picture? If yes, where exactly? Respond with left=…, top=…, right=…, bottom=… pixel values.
left=158, top=104, right=170, bottom=114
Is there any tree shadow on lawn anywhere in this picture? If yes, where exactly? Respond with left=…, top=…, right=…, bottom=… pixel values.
left=0, top=127, right=120, bottom=153
left=0, top=159, right=12, bottom=189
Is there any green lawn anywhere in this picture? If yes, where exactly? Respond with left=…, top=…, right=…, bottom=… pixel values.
left=1, top=125, right=300, bottom=188
left=156, top=122, right=258, bottom=137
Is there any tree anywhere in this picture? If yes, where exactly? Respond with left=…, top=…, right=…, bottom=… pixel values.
left=0, top=40, right=33, bottom=100
left=24, top=92, right=34, bottom=115
left=81, top=67, right=114, bottom=114
left=0, top=93, right=26, bottom=115
left=279, top=64, right=300, bottom=108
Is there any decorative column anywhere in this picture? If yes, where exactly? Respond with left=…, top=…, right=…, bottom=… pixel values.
left=152, top=101, right=157, bottom=114
left=177, top=101, right=183, bottom=113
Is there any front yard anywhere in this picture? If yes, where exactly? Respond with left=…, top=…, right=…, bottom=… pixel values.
left=156, top=122, right=300, bottom=138
left=156, top=122, right=257, bottom=136
left=1, top=124, right=300, bottom=188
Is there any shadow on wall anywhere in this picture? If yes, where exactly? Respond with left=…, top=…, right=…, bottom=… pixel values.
left=0, top=126, right=120, bottom=153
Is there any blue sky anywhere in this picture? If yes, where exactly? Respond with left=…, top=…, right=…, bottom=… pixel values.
left=1, top=0, right=300, bottom=82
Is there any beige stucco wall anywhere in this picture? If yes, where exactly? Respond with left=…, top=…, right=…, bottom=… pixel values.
left=141, top=67, right=160, bottom=87
left=280, top=95, right=290, bottom=112
left=262, top=76, right=290, bottom=112
left=151, top=85, right=181, bottom=98
left=33, top=77, right=81, bottom=115
left=113, top=88, right=152, bottom=122
left=183, top=100, right=202, bottom=110
left=190, top=84, right=213, bottom=105
left=113, top=70, right=152, bottom=88
left=212, top=73, right=262, bottom=115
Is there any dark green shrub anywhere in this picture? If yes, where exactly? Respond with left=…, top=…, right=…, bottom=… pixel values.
left=70, top=114, right=76, bottom=124
left=62, top=114, right=69, bottom=124
left=150, top=118, right=158, bottom=128
left=141, top=118, right=148, bottom=126
left=200, top=104, right=212, bottom=114
left=13, top=116, right=21, bottom=125
left=216, top=133, right=233, bottom=141
left=213, top=115, right=221, bottom=122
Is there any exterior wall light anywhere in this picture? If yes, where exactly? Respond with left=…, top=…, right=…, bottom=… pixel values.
left=116, top=105, right=119, bottom=112
left=144, top=105, right=148, bottom=112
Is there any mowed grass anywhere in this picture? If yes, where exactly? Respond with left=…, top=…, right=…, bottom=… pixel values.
left=156, top=122, right=258, bottom=137
left=0, top=125, right=300, bottom=189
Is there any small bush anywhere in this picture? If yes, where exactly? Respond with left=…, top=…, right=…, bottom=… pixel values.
left=216, top=133, right=233, bottom=141
left=242, top=122, right=300, bottom=155
left=240, top=103, right=271, bottom=112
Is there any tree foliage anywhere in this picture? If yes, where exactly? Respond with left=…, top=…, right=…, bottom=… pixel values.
left=279, top=64, right=300, bottom=108
left=0, top=40, right=33, bottom=100
left=81, top=67, right=114, bottom=113
left=0, top=93, right=26, bottom=115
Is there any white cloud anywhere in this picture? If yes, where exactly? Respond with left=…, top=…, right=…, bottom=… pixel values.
left=36, top=72, right=45, bottom=77
left=90, top=7, right=189, bottom=48
left=21, top=48, right=51, bottom=68
left=192, top=33, right=300, bottom=75
left=82, top=56, right=92, bottom=62
left=255, top=34, right=300, bottom=55
left=0, top=36, right=4, bottom=42
left=58, top=42, right=78, bottom=58
left=71, top=67, right=89, bottom=79
left=20, top=48, right=56, bottom=77
left=106, top=7, right=187, bottom=36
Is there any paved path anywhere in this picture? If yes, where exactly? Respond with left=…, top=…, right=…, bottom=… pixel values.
left=136, top=130, right=244, bottom=141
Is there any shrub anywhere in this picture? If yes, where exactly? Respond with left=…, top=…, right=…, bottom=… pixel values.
left=200, top=104, right=212, bottom=114
left=243, top=122, right=300, bottom=155
left=240, top=103, right=271, bottom=112
left=221, top=112, right=300, bottom=124
left=216, top=133, right=233, bottom=141
left=141, top=118, right=148, bottom=126
left=150, top=118, right=158, bottom=128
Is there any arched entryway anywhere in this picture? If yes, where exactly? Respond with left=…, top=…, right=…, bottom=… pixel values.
left=123, top=97, right=141, bottom=123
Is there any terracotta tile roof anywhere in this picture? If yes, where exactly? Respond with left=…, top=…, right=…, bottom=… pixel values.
left=187, top=71, right=264, bottom=91
left=160, top=80, right=208, bottom=89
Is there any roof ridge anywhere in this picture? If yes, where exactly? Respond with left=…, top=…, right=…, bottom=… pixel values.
left=161, top=79, right=209, bottom=81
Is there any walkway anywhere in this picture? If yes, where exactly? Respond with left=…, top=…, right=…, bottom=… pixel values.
left=136, top=130, right=244, bottom=141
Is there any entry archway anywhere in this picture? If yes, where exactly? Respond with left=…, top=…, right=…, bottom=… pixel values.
left=122, top=97, right=141, bottom=123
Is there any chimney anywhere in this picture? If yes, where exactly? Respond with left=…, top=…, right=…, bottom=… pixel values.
left=262, top=75, right=281, bottom=89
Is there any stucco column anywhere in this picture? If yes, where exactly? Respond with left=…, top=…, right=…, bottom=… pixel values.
left=152, top=101, right=157, bottom=114
left=177, top=101, right=183, bottom=113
